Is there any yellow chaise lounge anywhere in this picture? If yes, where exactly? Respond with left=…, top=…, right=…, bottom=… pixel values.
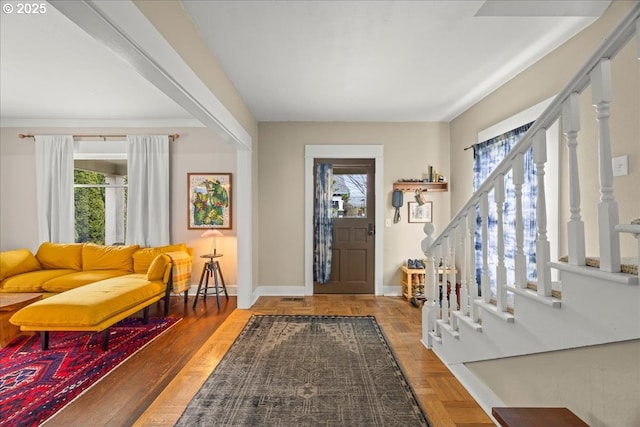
left=2, top=242, right=192, bottom=350
left=9, top=253, right=173, bottom=350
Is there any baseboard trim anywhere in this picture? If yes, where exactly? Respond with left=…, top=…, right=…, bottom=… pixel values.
left=446, top=362, right=503, bottom=425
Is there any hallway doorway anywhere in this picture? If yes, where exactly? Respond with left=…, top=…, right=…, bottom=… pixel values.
left=314, top=158, right=375, bottom=294
left=304, top=145, right=384, bottom=296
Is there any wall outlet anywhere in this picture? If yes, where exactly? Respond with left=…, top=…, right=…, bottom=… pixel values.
left=612, top=155, right=628, bottom=177
left=385, top=218, right=391, bottom=227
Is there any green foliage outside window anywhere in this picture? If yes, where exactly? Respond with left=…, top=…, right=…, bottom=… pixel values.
left=74, top=170, right=106, bottom=244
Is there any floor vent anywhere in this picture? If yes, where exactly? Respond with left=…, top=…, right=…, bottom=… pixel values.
left=281, top=297, right=304, bottom=302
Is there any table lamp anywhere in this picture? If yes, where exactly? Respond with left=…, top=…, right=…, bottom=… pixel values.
left=201, top=229, right=224, bottom=255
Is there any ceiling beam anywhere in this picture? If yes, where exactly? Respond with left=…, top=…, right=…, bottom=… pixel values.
left=49, top=0, right=252, bottom=151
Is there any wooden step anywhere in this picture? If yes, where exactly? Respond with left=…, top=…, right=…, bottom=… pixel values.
left=492, top=407, right=588, bottom=427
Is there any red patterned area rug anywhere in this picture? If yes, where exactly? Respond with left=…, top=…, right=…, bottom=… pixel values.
left=0, top=316, right=179, bottom=427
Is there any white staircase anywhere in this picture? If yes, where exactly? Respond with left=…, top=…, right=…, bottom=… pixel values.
left=421, top=3, right=640, bottom=367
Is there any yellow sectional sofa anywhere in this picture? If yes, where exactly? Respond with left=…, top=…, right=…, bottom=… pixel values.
left=1, top=242, right=189, bottom=296
left=0, top=242, right=191, bottom=350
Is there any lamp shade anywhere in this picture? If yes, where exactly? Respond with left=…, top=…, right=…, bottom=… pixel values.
left=201, top=229, right=224, bottom=255
left=201, top=229, right=224, bottom=238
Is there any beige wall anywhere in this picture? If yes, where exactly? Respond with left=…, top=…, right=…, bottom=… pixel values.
left=0, top=126, right=239, bottom=287
left=257, top=121, right=450, bottom=288
left=449, top=0, right=638, bottom=258
left=467, top=340, right=640, bottom=427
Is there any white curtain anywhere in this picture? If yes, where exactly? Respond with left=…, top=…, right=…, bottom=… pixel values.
left=35, top=135, right=75, bottom=244
left=126, top=135, right=170, bottom=247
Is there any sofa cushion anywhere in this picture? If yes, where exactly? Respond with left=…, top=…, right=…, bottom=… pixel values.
left=42, top=270, right=130, bottom=293
left=0, top=249, right=42, bottom=282
left=10, top=276, right=166, bottom=328
left=36, top=242, right=83, bottom=271
left=82, top=244, right=139, bottom=272
left=1, top=269, right=76, bottom=292
left=132, top=243, right=187, bottom=274
left=146, top=254, right=171, bottom=282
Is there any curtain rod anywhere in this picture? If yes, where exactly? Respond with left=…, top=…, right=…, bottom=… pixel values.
left=18, top=133, right=180, bottom=141
left=463, top=144, right=474, bottom=151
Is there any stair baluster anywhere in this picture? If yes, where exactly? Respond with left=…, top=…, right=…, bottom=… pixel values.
left=562, top=93, right=586, bottom=267
left=449, top=231, right=457, bottom=312
left=467, top=207, right=481, bottom=323
left=592, top=59, right=621, bottom=273
left=441, top=237, right=450, bottom=324
left=533, top=131, right=552, bottom=297
left=480, top=192, right=491, bottom=303
left=459, top=217, right=468, bottom=316
left=513, top=152, right=527, bottom=289
left=495, top=174, right=508, bottom=312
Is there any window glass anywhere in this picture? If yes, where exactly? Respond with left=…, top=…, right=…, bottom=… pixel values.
left=74, top=159, right=127, bottom=245
left=332, top=173, right=367, bottom=218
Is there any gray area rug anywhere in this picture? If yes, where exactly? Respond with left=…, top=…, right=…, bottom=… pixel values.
left=176, top=315, right=430, bottom=427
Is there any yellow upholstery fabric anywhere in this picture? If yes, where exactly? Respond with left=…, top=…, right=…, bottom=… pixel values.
left=1, top=269, right=75, bottom=292
left=132, top=244, right=187, bottom=274
left=10, top=276, right=166, bottom=328
left=146, top=254, right=171, bottom=281
left=82, top=244, right=139, bottom=272
left=42, top=270, right=131, bottom=293
left=36, top=242, right=83, bottom=270
left=0, top=249, right=42, bottom=282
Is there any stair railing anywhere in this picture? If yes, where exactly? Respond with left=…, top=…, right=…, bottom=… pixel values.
left=423, top=4, right=640, bottom=346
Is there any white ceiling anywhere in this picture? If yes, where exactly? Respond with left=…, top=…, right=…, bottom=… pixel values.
left=0, top=1, right=610, bottom=126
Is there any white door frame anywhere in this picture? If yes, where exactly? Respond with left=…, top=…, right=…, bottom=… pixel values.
left=304, top=145, right=384, bottom=295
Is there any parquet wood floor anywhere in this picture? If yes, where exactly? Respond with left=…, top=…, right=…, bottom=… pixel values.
left=134, top=295, right=494, bottom=427
left=45, top=295, right=494, bottom=426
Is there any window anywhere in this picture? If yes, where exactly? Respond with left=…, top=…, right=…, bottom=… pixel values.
left=332, top=172, right=367, bottom=218
left=74, top=142, right=128, bottom=245
left=473, top=122, right=537, bottom=292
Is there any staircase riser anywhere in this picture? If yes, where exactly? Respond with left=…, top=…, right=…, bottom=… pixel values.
left=427, top=270, right=639, bottom=364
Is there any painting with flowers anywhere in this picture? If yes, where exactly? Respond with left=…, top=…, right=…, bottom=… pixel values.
left=188, top=173, right=232, bottom=229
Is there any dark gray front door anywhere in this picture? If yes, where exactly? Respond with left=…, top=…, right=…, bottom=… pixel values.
left=314, top=158, right=375, bottom=294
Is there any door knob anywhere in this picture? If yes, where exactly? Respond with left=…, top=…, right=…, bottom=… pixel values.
left=368, top=223, right=375, bottom=235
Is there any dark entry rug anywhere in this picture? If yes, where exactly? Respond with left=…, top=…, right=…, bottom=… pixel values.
left=0, top=316, right=179, bottom=427
left=176, top=315, right=430, bottom=426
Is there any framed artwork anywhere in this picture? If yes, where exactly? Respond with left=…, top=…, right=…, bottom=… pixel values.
left=408, top=201, right=432, bottom=223
left=188, top=173, right=232, bottom=229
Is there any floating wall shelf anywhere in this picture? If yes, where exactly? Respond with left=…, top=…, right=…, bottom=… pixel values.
left=393, top=182, right=448, bottom=192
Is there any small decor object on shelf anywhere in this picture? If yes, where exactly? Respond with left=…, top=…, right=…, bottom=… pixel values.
left=408, top=201, right=432, bottom=223
left=188, top=173, right=231, bottom=230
